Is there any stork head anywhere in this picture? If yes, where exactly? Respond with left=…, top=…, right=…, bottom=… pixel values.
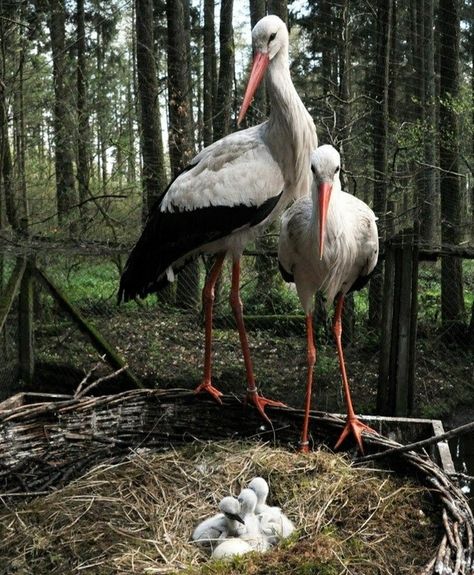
left=310, top=145, right=341, bottom=259
left=248, top=476, right=269, bottom=507
left=238, top=488, right=258, bottom=515
left=237, top=15, right=288, bottom=126
left=219, top=496, right=245, bottom=525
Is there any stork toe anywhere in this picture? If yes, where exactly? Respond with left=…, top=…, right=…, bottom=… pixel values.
left=194, top=381, right=224, bottom=404
left=246, top=391, right=286, bottom=422
left=334, top=417, right=377, bottom=454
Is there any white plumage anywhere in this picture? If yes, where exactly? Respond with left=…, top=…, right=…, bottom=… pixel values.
left=119, top=15, right=317, bottom=422
left=237, top=488, right=271, bottom=552
left=247, top=477, right=294, bottom=544
left=211, top=538, right=253, bottom=560
left=192, top=495, right=244, bottom=551
left=278, top=145, right=379, bottom=453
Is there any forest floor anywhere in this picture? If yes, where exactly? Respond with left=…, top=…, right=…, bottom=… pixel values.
left=31, top=304, right=474, bottom=427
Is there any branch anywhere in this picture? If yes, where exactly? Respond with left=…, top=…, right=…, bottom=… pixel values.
left=356, top=420, right=474, bottom=464
left=75, top=362, right=129, bottom=399
left=28, top=194, right=126, bottom=227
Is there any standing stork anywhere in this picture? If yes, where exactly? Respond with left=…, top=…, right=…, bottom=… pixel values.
left=278, top=145, right=379, bottom=453
left=119, top=15, right=317, bottom=421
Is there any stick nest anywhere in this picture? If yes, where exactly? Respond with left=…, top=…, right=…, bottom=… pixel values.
left=1, top=441, right=441, bottom=575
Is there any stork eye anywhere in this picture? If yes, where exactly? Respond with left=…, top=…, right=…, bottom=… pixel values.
left=311, top=164, right=315, bottom=174
left=268, top=32, right=277, bottom=43
left=335, top=166, right=340, bottom=173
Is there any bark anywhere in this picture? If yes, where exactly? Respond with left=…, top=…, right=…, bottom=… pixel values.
left=267, top=0, right=287, bottom=25
left=135, top=0, right=167, bottom=219
left=167, top=0, right=199, bottom=309
left=0, top=5, right=19, bottom=230
left=202, top=0, right=215, bottom=146
left=0, top=83, right=17, bottom=230
left=213, top=0, right=234, bottom=140
left=439, top=0, right=465, bottom=337
left=369, top=0, right=393, bottom=328
left=48, top=0, right=78, bottom=236
left=166, top=0, right=195, bottom=174
left=76, top=0, right=91, bottom=232
left=420, top=0, right=437, bottom=245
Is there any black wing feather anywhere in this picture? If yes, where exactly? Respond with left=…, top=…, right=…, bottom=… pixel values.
left=118, top=190, right=284, bottom=302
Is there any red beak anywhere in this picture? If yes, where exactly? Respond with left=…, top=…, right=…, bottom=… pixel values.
left=237, top=51, right=270, bottom=126
left=318, top=182, right=332, bottom=259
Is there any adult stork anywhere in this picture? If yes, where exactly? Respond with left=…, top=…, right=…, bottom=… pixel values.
left=278, top=145, right=379, bottom=453
left=118, top=15, right=317, bottom=420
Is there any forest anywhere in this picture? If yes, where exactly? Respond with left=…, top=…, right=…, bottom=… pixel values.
left=0, top=0, right=473, bottom=421
left=0, top=2, right=474, bottom=573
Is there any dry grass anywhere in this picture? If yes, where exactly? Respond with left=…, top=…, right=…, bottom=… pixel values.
left=0, top=441, right=439, bottom=575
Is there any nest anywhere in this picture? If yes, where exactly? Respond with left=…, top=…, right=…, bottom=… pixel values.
left=0, top=389, right=473, bottom=574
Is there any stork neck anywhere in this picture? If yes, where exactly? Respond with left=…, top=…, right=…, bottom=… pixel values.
left=265, top=51, right=317, bottom=196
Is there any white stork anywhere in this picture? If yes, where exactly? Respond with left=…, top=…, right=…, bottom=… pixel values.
left=278, top=145, right=379, bottom=453
left=119, top=15, right=317, bottom=421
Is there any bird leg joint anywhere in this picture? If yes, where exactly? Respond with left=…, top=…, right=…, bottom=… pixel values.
left=332, top=318, right=342, bottom=340
left=202, top=284, right=216, bottom=306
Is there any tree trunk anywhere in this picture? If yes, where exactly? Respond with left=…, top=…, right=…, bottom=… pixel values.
left=420, top=0, right=437, bottom=245
left=213, top=0, right=234, bottom=140
left=368, top=0, right=393, bottom=328
left=12, top=5, right=28, bottom=234
left=267, top=0, right=287, bottom=25
left=76, top=0, right=91, bottom=233
left=439, top=0, right=465, bottom=338
left=48, top=0, right=78, bottom=236
left=135, top=0, right=167, bottom=219
left=0, top=83, right=17, bottom=230
left=167, top=0, right=199, bottom=310
left=202, top=0, right=216, bottom=147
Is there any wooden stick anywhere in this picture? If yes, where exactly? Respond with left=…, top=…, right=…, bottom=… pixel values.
left=34, top=266, right=142, bottom=389
left=0, top=256, right=26, bottom=332
left=356, top=420, right=474, bottom=463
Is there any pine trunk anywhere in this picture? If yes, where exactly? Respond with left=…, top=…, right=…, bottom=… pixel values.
left=167, top=0, right=199, bottom=310
left=368, top=0, right=393, bottom=328
left=439, top=0, right=465, bottom=338
left=213, top=0, right=234, bottom=140
left=76, top=0, right=91, bottom=233
left=135, top=0, right=167, bottom=219
left=202, top=0, right=216, bottom=147
left=48, top=0, right=78, bottom=237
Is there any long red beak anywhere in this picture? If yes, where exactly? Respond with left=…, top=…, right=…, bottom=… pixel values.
left=237, top=51, right=270, bottom=126
left=318, top=182, right=332, bottom=259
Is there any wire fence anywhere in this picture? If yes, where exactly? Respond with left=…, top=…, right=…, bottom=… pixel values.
left=0, top=234, right=472, bottom=424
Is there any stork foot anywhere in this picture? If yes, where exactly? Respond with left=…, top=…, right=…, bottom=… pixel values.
left=334, top=417, right=377, bottom=454
left=194, top=381, right=223, bottom=404
left=246, top=390, right=286, bottom=423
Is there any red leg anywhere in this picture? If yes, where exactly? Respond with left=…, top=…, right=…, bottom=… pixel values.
left=299, top=314, right=316, bottom=453
left=230, top=258, right=286, bottom=422
left=332, top=294, right=376, bottom=453
left=194, top=253, right=226, bottom=403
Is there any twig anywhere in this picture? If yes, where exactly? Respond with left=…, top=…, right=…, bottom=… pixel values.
left=74, top=365, right=129, bottom=399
